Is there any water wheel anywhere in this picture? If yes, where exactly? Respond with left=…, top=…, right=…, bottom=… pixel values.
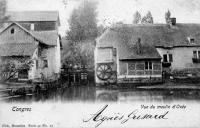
left=96, top=64, right=112, bottom=80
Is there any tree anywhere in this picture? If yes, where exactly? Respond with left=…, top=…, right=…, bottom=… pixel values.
left=165, top=10, right=171, bottom=24
left=62, top=39, right=95, bottom=70
left=67, top=0, right=98, bottom=42
left=141, top=11, right=154, bottom=24
left=0, top=58, right=33, bottom=82
left=0, top=0, right=8, bottom=27
left=133, top=11, right=141, bottom=24
left=97, top=24, right=106, bottom=36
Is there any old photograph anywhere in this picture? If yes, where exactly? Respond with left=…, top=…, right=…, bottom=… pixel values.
left=0, top=0, right=200, bottom=127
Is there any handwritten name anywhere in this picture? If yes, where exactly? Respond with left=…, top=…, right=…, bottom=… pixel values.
left=83, top=105, right=169, bottom=128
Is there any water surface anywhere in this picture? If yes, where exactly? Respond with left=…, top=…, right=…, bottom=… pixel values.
left=1, top=84, right=200, bottom=103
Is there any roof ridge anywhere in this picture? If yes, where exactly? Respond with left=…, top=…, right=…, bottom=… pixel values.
left=30, top=30, right=58, bottom=33
left=110, top=23, right=200, bottom=29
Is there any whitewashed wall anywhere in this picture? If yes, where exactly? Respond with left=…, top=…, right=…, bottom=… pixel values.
left=157, top=47, right=200, bottom=70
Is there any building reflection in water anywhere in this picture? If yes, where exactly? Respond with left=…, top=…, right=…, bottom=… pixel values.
left=3, top=85, right=200, bottom=103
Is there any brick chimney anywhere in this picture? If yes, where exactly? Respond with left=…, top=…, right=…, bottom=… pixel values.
left=136, top=38, right=142, bottom=54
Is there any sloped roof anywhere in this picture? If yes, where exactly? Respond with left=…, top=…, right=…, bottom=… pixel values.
left=97, top=23, right=200, bottom=60
left=0, top=22, right=58, bottom=46
left=6, top=11, right=59, bottom=22
left=31, top=30, right=58, bottom=45
left=119, top=43, right=161, bottom=60
left=0, top=43, right=37, bottom=56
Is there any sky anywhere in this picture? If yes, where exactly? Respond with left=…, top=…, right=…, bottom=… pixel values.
left=6, top=0, right=200, bottom=36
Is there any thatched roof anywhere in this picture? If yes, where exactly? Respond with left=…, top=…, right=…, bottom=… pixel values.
left=97, top=23, right=200, bottom=60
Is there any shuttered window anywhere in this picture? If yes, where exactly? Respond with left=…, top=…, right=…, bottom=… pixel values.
left=193, top=51, right=200, bottom=58
left=163, top=54, right=168, bottom=62
left=163, top=54, right=173, bottom=62
left=169, top=54, right=173, bottom=62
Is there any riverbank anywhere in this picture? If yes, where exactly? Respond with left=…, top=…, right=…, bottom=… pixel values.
left=137, top=82, right=200, bottom=90
left=1, top=81, right=200, bottom=92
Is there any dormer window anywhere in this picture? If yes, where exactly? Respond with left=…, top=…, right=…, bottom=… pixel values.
left=190, top=38, right=195, bottom=43
left=188, top=37, right=195, bottom=43
left=11, top=28, right=14, bottom=34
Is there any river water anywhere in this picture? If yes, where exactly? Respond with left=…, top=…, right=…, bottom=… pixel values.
left=1, top=84, right=200, bottom=103
left=1, top=84, right=200, bottom=128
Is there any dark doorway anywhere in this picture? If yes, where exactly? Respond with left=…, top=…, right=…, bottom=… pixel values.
left=18, top=69, right=28, bottom=79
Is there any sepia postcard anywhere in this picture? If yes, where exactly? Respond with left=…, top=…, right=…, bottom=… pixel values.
left=0, top=0, right=200, bottom=128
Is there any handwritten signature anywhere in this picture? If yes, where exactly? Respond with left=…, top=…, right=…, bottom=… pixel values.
left=83, top=105, right=169, bottom=128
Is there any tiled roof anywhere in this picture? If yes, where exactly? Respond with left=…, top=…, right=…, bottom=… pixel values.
left=6, top=11, right=59, bottom=22
left=0, top=43, right=37, bottom=56
left=97, top=23, right=200, bottom=60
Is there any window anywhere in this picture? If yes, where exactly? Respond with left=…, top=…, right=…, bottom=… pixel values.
left=30, top=23, right=34, bottom=30
left=81, top=73, right=87, bottom=80
left=190, top=38, right=195, bottom=43
left=163, top=54, right=173, bottom=62
left=113, top=48, right=117, bottom=56
left=36, top=60, right=38, bottom=69
left=43, top=60, right=48, bottom=68
left=169, top=54, right=173, bottom=62
left=193, top=51, right=197, bottom=58
left=136, top=63, right=144, bottom=70
left=188, top=37, right=195, bottom=43
left=38, top=47, right=42, bottom=56
left=11, top=28, right=14, bottom=34
left=149, top=62, right=152, bottom=69
left=163, top=54, right=168, bottom=62
left=128, top=63, right=135, bottom=75
left=153, top=63, right=161, bottom=70
left=145, top=62, right=148, bottom=69
left=145, top=61, right=152, bottom=70
left=193, top=50, right=200, bottom=58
